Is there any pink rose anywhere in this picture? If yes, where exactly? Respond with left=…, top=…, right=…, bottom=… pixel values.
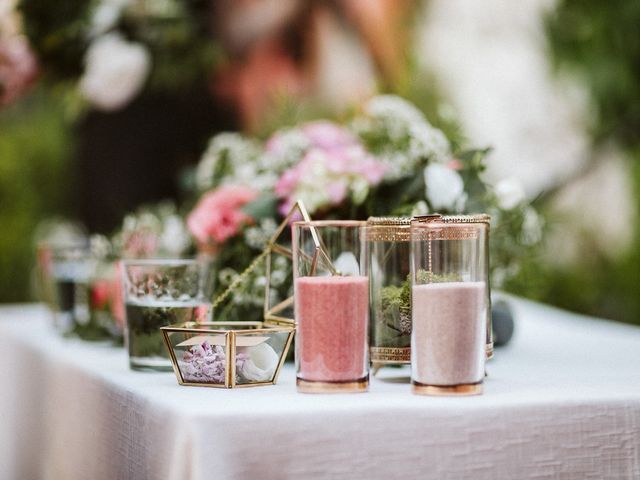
left=187, top=185, right=259, bottom=246
left=0, top=35, right=38, bottom=107
left=90, top=279, right=111, bottom=310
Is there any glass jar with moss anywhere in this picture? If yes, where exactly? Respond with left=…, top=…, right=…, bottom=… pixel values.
left=366, top=217, right=412, bottom=370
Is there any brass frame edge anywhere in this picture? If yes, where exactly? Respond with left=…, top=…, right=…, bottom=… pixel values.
left=296, top=377, right=369, bottom=394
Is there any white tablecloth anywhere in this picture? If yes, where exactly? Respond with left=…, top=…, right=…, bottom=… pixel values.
left=1, top=297, right=639, bottom=480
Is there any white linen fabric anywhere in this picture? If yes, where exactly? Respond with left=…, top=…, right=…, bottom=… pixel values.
left=1, top=297, right=639, bottom=480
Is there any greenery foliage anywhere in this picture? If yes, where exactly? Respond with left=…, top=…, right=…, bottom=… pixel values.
left=0, top=88, right=75, bottom=302
left=542, top=0, right=640, bottom=324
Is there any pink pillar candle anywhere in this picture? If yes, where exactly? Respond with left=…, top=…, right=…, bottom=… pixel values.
left=295, top=276, right=369, bottom=382
left=411, top=282, right=486, bottom=386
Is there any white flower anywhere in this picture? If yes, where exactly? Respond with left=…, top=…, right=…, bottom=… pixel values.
left=90, top=0, right=130, bottom=36
left=412, top=200, right=429, bottom=216
left=365, top=95, right=427, bottom=140
left=239, top=343, right=279, bottom=382
left=160, top=215, right=191, bottom=255
left=424, top=163, right=465, bottom=212
left=270, top=269, right=287, bottom=287
left=494, top=177, right=526, bottom=210
left=79, top=33, right=150, bottom=111
left=333, top=252, right=360, bottom=276
left=356, top=95, right=451, bottom=180
left=408, top=123, right=451, bottom=164
left=521, top=207, right=542, bottom=245
left=195, top=133, right=263, bottom=191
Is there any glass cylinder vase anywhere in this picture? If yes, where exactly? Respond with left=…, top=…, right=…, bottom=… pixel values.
left=50, top=243, right=93, bottom=334
left=366, top=217, right=412, bottom=369
left=410, top=214, right=490, bottom=396
left=122, top=259, right=214, bottom=371
left=292, top=221, right=369, bottom=393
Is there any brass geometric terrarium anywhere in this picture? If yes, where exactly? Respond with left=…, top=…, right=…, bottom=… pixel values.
left=161, top=200, right=317, bottom=388
left=161, top=321, right=294, bottom=388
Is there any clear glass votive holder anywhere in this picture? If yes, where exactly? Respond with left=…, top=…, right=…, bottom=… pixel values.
left=292, top=220, right=369, bottom=393
left=410, top=214, right=490, bottom=396
left=50, top=243, right=94, bottom=334
left=122, top=259, right=214, bottom=371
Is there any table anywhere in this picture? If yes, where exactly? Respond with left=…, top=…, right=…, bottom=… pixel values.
left=1, top=297, right=639, bottom=480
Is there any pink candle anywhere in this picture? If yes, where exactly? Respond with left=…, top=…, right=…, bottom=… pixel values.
left=411, top=282, right=486, bottom=386
left=295, top=276, right=369, bottom=382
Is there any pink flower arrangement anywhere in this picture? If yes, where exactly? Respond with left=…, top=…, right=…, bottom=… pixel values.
left=187, top=185, right=259, bottom=246
left=272, top=121, right=386, bottom=215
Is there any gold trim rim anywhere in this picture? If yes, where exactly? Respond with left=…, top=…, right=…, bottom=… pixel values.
left=367, top=216, right=411, bottom=226
left=292, top=220, right=366, bottom=227
left=297, top=377, right=369, bottom=393
left=411, top=381, right=483, bottom=396
left=412, top=214, right=491, bottom=225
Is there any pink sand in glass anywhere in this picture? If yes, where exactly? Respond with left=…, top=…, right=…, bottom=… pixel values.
left=411, top=281, right=486, bottom=386
left=295, top=276, right=369, bottom=382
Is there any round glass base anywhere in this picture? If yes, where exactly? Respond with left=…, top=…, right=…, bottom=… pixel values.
left=296, top=376, right=369, bottom=394
left=130, top=357, right=173, bottom=372
left=411, top=381, right=483, bottom=396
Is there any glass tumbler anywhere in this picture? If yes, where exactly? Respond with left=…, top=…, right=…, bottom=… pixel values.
left=122, top=259, right=214, bottom=371
left=410, top=214, right=490, bottom=396
left=50, top=243, right=94, bottom=334
left=292, top=221, right=369, bottom=393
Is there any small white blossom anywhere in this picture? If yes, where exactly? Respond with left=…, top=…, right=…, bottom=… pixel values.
left=80, top=33, right=150, bottom=111
left=355, top=95, right=451, bottom=180
left=409, top=124, right=450, bottom=164
left=89, top=0, right=130, bottom=36
left=412, top=200, right=429, bottom=216
left=495, top=177, right=526, bottom=210
left=424, top=163, right=465, bottom=212
left=521, top=207, right=543, bottom=245
left=270, top=269, right=287, bottom=287
left=218, top=268, right=237, bottom=286
left=195, top=133, right=262, bottom=191
left=160, top=215, right=190, bottom=256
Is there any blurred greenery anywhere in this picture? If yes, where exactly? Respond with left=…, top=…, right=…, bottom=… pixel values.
left=527, top=0, right=640, bottom=324
left=0, top=87, right=75, bottom=302
left=19, top=0, right=92, bottom=78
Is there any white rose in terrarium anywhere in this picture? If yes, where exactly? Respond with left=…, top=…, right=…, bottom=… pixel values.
left=79, top=33, right=150, bottom=111
left=238, top=343, right=279, bottom=382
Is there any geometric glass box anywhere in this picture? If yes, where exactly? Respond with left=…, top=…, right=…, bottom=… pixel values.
left=161, top=321, right=294, bottom=388
left=160, top=201, right=315, bottom=388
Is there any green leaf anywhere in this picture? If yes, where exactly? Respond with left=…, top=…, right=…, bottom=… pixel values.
left=242, top=194, right=279, bottom=220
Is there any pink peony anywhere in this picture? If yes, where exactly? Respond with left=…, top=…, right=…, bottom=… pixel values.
left=301, top=121, right=359, bottom=150
left=187, top=185, right=259, bottom=246
left=274, top=143, right=386, bottom=216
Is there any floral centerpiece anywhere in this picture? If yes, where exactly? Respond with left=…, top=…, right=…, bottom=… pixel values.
left=189, top=95, right=543, bottom=322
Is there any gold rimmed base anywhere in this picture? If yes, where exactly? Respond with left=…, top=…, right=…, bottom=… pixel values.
left=297, top=376, right=369, bottom=393
left=412, top=381, right=483, bottom=396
